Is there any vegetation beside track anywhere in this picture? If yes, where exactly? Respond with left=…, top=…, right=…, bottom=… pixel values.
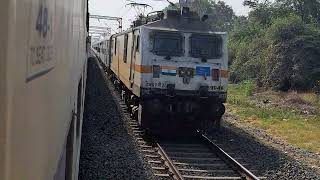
left=226, top=80, right=320, bottom=153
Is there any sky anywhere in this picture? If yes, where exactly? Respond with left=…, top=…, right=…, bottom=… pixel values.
left=89, top=0, right=250, bottom=36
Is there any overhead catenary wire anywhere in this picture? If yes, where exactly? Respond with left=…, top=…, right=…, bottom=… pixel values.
left=147, top=0, right=177, bottom=7
left=125, top=1, right=154, bottom=16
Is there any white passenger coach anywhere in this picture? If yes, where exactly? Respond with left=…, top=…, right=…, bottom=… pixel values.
left=0, top=0, right=88, bottom=179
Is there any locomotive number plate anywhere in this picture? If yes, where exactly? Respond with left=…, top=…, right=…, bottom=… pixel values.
left=26, top=0, right=55, bottom=81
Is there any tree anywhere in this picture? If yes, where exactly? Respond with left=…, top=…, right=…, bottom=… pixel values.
left=243, top=0, right=271, bottom=8
left=243, top=0, right=260, bottom=8
left=163, top=0, right=236, bottom=31
left=276, top=0, right=320, bottom=23
left=190, top=0, right=236, bottom=31
left=229, top=11, right=320, bottom=91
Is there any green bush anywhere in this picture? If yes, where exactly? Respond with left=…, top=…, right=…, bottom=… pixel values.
left=239, top=80, right=256, bottom=97
left=263, top=15, right=320, bottom=91
left=229, top=13, right=320, bottom=91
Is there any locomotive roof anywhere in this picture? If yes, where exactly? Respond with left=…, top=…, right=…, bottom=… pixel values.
left=111, top=12, right=227, bottom=37
left=144, top=18, right=214, bottom=32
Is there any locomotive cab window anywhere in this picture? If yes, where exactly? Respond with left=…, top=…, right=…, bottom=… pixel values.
left=190, top=34, right=222, bottom=59
left=152, top=32, right=183, bottom=57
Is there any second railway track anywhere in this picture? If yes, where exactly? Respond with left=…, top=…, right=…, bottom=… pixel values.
left=100, top=59, right=265, bottom=180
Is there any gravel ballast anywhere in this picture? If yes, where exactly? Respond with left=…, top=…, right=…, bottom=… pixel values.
left=79, top=58, right=154, bottom=180
left=207, top=114, right=320, bottom=180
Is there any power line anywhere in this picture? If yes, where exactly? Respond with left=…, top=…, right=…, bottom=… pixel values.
left=125, top=2, right=154, bottom=16
left=89, top=14, right=123, bottom=32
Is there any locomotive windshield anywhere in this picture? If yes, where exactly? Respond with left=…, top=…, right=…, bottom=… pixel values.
left=190, top=34, right=222, bottom=59
left=152, top=32, right=183, bottom=57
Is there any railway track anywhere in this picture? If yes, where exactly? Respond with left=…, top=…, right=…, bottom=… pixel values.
left=100, top=60, right=264, bottom=180
left=156, top=134, right=261, bottom=180
left=119, top=102, right=264, bottom=180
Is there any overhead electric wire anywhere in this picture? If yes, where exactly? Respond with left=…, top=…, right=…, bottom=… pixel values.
left=147, top=0, right=177, bottom=7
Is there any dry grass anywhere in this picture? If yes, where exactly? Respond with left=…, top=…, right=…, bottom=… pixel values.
left=301, top=93, right=320, bottom=105
left=287, top=92, right=311, bottom=105
left=227, top=81, right=320, bottom=153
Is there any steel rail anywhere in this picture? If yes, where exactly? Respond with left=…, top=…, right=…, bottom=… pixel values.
left=156, top=143, right=184, bottom=180
left=198, top=131, right=260, bottom=180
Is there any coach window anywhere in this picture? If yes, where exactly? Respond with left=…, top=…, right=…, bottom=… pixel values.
left=114, top=37, right=117, bottom=55
left=136, top=35, right=140, bottom=52
left=110, top=39, right=113, bottom=52
left=123, top=34, right=128, bottom=63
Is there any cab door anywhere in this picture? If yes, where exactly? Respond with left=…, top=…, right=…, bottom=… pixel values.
left=129, top=30, right=140, bottom=89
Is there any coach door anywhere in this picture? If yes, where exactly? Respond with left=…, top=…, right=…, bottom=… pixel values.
left=129, top=30, right=139, bottom=89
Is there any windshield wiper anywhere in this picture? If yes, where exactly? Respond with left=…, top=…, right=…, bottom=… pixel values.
left=165, top=55, right=172, bottom=60
left=201, top=57, right=207, bottom=62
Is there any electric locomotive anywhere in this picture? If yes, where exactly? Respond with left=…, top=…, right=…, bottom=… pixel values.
left=106, top=8, right=228, bottom=134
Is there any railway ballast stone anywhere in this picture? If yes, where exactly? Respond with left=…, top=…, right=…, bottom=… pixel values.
left=79, top=58, right=154, bottom=180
